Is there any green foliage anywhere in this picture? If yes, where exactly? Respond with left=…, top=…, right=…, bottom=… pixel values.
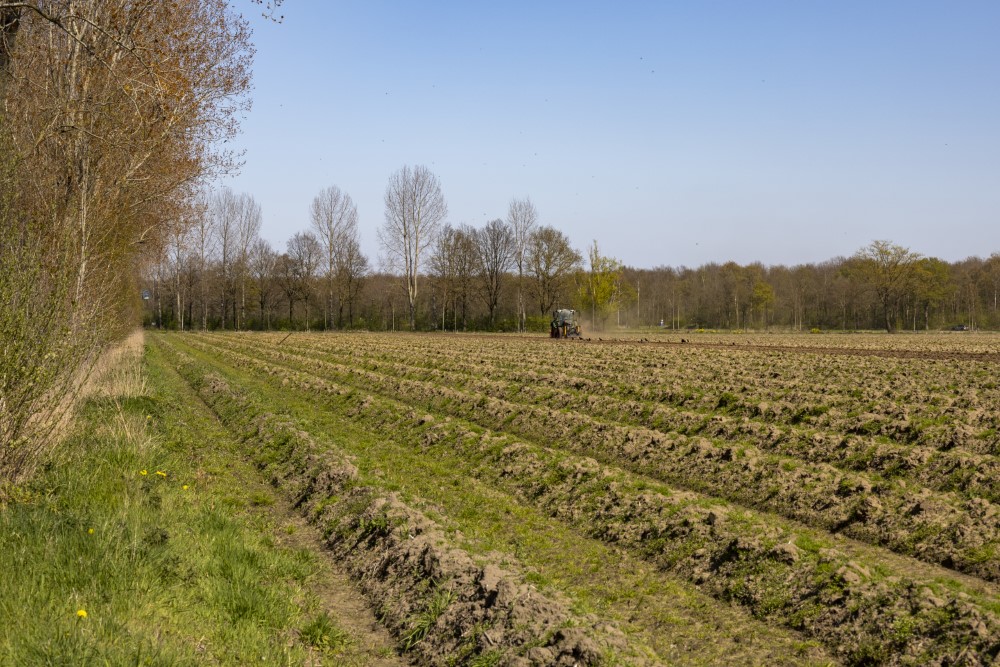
left=300, top=612, right=351, bottom=651
left=402, top=587, right=455, bottom=651
left=850, top=240, right=923, bottom=332
left=575, top=241, right=635, bottom=331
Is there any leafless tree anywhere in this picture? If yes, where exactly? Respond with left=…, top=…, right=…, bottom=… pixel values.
left=453, top=225, right=478, bottom=330
left=310, top=185, right=358, bottom=329
left=335, top=234, right=369, bottom=327
left=167, top=219, right=193, bottom=330
left=235, top=194, right=263, bottom=330
left=249, top=238, right=278, bottom=329
left=474, top=219, right=515, bottom=326
left=507, top=197, right=538, bottom=332
left=209, top=188, right=240, bottom=329
left=287, top=231, right=322, bottom=330
left=191, top=196, right=215, bottom=330
left=430, top=225, right=460, bottom=330
left=379, top=165, right=447, bottom=330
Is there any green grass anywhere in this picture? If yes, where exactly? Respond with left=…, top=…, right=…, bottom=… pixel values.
left=0, top=339, right=380, bottom=665
left=401, top=587, right=455, bottom=651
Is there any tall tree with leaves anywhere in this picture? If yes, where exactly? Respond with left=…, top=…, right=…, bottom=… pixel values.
left=578, top=241, right=633, bottom=331
left=851, top=240, right=922, bottom=332
left=912, top=257, right=952, bottom=330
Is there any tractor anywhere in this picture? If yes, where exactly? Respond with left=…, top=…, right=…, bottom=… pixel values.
left=550, top=308, right=582, bottom=339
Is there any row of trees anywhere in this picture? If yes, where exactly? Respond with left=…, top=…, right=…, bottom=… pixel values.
left=145, top=164, right=1000, bottom=335
left=626, top=244, right=1000, bottom=332
left=1, top=1, right=258, bottom=483
left=146, top=168, right=589, bottom=333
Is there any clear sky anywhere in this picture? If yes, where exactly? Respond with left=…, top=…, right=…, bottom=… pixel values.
left=222, top=1, right=1000, bottom=269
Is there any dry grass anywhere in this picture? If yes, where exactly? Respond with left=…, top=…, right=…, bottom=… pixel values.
left=1, top=330, right=148, bottom=494
left=84, top=329, right=148, bottom=399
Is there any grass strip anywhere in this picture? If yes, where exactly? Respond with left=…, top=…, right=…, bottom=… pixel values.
left=0, top=335, right=383, bottom=665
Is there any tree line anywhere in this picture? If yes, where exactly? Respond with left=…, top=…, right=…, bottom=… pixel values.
left=626, top=243, right=999, bottom=333
left=143, top=166, right=1000, bottom=335
left=1, top=1, right=259, bottom=484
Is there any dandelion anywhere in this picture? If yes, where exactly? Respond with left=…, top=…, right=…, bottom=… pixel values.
left=139, top=470, right=148, bottom=476
left=155, top=471, right=166, bottom=477
left=76, top=609, right=87, bottom=619
left=146, top=415, right=152, bottom=421
left=87, top=528, right=94, bottom=535
left=182, top=485, right=189, bottom=491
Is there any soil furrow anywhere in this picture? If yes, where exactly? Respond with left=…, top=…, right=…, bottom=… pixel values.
left=156, top=337, right=647, bottom=667
left=195, top=333, right=1000, bottom=584
left=172, top=332, right=1000, bottom=666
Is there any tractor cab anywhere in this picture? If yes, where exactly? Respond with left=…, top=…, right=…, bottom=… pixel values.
left=550, top=309, right=582, bottom=339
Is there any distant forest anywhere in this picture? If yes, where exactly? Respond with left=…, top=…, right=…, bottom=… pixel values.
left=142, top=187, right=999, bottom=333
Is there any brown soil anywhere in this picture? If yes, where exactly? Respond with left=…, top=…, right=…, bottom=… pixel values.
left=271, top=496, right=405, bottom=667
left=452, top=332, right=1000, bottom=362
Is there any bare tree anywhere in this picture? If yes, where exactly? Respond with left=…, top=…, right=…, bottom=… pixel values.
left=507, top=197, right=537, bottom=332
left=275, top=253, right=297, bottom=327
left=474, top=219, right=515, bottom=326
left=235, top=194, right=263, bottom=330
left=335, top=234, right=369, bottom=327
left=428, top=223, right=478, bottom=330
left=430, top=225, right=460, bottom=330
left=191, top=196, right=215, bottom=330
left=167, top=219, right=193, bottom=330
left=287, top=231, right=322, bottom=330
left=310, top=185, right=358, bottom=329
left=453, top=225, right=479, bottom=330
left=379, top=165, right=447, bottom=330
left=527, top=226, right=581, bottom=315
left=248, top=238, right=277, bottom=329
left=210, top=188, right=239, bottom=329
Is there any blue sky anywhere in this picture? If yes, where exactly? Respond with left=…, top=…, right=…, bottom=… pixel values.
left=223, top=1, right=1000, bottom=268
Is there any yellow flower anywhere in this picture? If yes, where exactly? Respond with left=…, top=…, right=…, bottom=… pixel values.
left=182, top=485, right=189, bottom=491
left=139, top=470, right=148, bottom=476
left=87, top=528, right=94, bottom=535
left=146, top=415, right=152, bottom=420
left=76, top=609, right=87, bottom=619
left=155, top=470, right=166, bottom=477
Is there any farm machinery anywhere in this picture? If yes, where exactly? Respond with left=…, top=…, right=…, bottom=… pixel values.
left=550, top=309, right=582, bottom=339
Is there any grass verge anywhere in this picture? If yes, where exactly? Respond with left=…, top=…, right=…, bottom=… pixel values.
left=0, top=335, right=392, bottom=666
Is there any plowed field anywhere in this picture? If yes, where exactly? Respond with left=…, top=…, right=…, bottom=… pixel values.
left=152, top=331, right=1000, bottom=666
